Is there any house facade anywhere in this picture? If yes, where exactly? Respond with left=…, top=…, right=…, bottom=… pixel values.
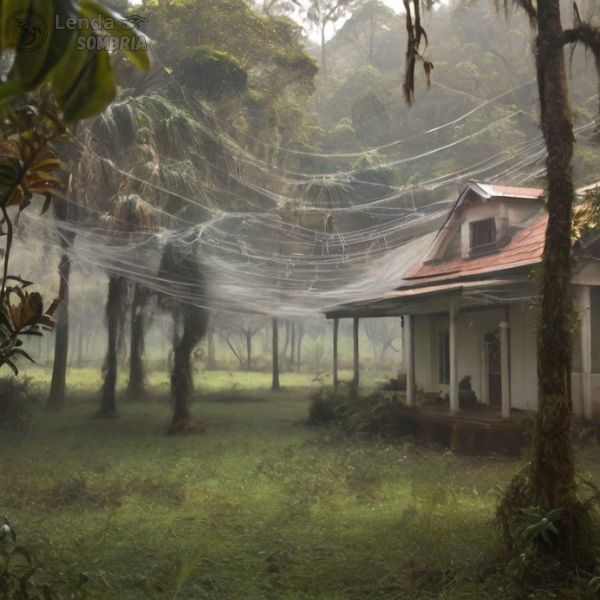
left=326, top=182, right=600, bottom=420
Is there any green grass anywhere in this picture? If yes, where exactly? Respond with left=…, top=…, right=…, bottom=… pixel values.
left=21, top=366, right=390, bottom=398
left=2, top=368, right=600, bottom=598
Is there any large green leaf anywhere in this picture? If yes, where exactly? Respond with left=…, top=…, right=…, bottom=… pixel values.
left=0, top=81, right=24, bottom=105
left=62, top=42, right=116, bottom=121
left=29, top=0, right=80, bottom=82
left=50, top=25, right=92, bottom=106
left=0, top=0, right=150, bottom=120
left=7, top=0, right=55, bottom=86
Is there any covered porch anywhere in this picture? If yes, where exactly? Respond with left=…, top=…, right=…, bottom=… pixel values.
left=326, top=278, right=600, bottom=422
left=325, top=278, right=541, bottom=422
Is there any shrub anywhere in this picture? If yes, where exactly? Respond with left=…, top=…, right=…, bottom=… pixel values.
left=0, top=377, right=39, bottom=430
left=307, top=388, right=339, bottom=426
left=308, top=389, right=420, bottom=438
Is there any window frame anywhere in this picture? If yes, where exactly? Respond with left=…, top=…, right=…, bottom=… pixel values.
left=469, top=217, right=497, bottom=255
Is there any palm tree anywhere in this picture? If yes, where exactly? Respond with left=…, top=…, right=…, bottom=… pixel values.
left=69, top=82, right=227, bottom=413
left=96, top=194, right=155, bottom=419
left=46, top=194, right=77, bottom=410
left=158, top=236, right=208, bottom=434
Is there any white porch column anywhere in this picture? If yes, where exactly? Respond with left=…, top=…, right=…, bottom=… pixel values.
left=479, top=344, right=488, bottom=404
left=449, top=303, right=459, bottom=415
left=499, top=320, right=511, bottom=419
left=581, top=285, right=593, bottom=420
left=404, top=315, right=415, bottom=407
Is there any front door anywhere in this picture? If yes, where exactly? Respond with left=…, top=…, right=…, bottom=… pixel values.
left=485, top=331, right=501, bottom=406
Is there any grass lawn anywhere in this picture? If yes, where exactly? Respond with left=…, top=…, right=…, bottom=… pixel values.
left=2, top=368, right=600, bottom=598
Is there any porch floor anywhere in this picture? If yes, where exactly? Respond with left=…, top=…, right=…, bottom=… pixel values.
left=396, top=398, right=533, bottom=456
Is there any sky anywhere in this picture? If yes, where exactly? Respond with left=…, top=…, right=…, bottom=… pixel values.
left=127, top=0, right=403, bottom=44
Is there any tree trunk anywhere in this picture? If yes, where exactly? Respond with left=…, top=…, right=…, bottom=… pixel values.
left=497, top=0, right=591, bottom=564
left=169, top=314, right=194, bottom=433
left=96, top=276, right=127, bottom=419
left=76, top=319, right=83, bottom=368
left=127, top=284, right=147, bottom=400
left=46, top=252, right=71, bottom=410
left=282, top=319, right=290, bottom=358
left=168, top=306, right=207, bottom=434
left=296, top=325, right=304, bottom=372
left=321, top=25, right=327, bottom=78
left=532, top=0, right=577, bottom=527
left=272, top=317, right=280, bottom=391
left=246, top=331, right=252, bottom=370
left=352, top=318, right=360, bottom=391
left=290, top=323, right=296, bottom=363
left=207, top=326, right=216, bottom=370
left=333, top=318, right=339, bottom=388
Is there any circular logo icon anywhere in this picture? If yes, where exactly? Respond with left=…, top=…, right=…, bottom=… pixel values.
left=4, top=9, right=48, bottom=53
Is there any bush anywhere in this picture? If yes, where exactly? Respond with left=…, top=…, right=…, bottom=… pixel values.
left=0, top=377, right=39, bottom=430
left=307, top=388, right=339, bottom=426
left=308, top=389, right=420, bottom=438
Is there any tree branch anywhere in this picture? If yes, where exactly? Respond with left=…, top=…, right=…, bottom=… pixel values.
left=562, top=23, right=600, bottom=53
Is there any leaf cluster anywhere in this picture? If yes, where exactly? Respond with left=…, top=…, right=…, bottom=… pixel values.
left=519, top=506, right=565, bottom=549
left=0, top=0, right=150, bottom=121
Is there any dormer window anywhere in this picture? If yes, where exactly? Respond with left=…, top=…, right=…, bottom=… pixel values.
left=470, top=218, right=496, bottom=255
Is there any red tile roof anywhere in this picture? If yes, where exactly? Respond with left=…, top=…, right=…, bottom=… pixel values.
left=405, top=213, right=547, bottom=282
left=476, top=184, right=544, bottom=199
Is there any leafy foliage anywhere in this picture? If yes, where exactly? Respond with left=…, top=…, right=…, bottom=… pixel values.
left=0, top=0, right=150, bottom=121
left=0, top=106, right=63, bottom=373
left=308, top=388, right=420, bottom=437
left=573, top=187, right=600, bottom=242
left=175, top=46, right=248, bottom=99
left=519, top=506, right=565, bottom=549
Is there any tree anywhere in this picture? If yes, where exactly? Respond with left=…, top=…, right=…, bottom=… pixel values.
left=126, top=283, right=150, bottom=399
left=272, top=317, right=280, bottom=390
left=306, top=0, right=354, bottom=77
left=158, top=237, right=208, bottom=434
left=336, top=0, right=396, bottom=65
left=46, top=197, right=77, bottom=410
left=71, top=83, right=224, bottom=412
left=96, top=194, right=155, bottom=419
left=175, top=46, right=248, bottom=100
left=364, top=318, right=401, bottom=364
left=259, top=0, right=299, bottom=16
left=219, top=317, right=264, bottom=370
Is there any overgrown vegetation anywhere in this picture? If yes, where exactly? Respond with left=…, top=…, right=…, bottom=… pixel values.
left=3, top=372, right=600, bottom=598
left=308, top=387, right=419, bottom=438
left=0, top=376, right=39, bottom=430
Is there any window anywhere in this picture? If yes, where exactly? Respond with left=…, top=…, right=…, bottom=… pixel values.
left=470, top=218, right=496, bottom=254
left=439, top=331, right=450, bottom=384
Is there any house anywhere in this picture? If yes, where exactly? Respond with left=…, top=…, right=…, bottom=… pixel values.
left=324, top=181, right=600, bottom=421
